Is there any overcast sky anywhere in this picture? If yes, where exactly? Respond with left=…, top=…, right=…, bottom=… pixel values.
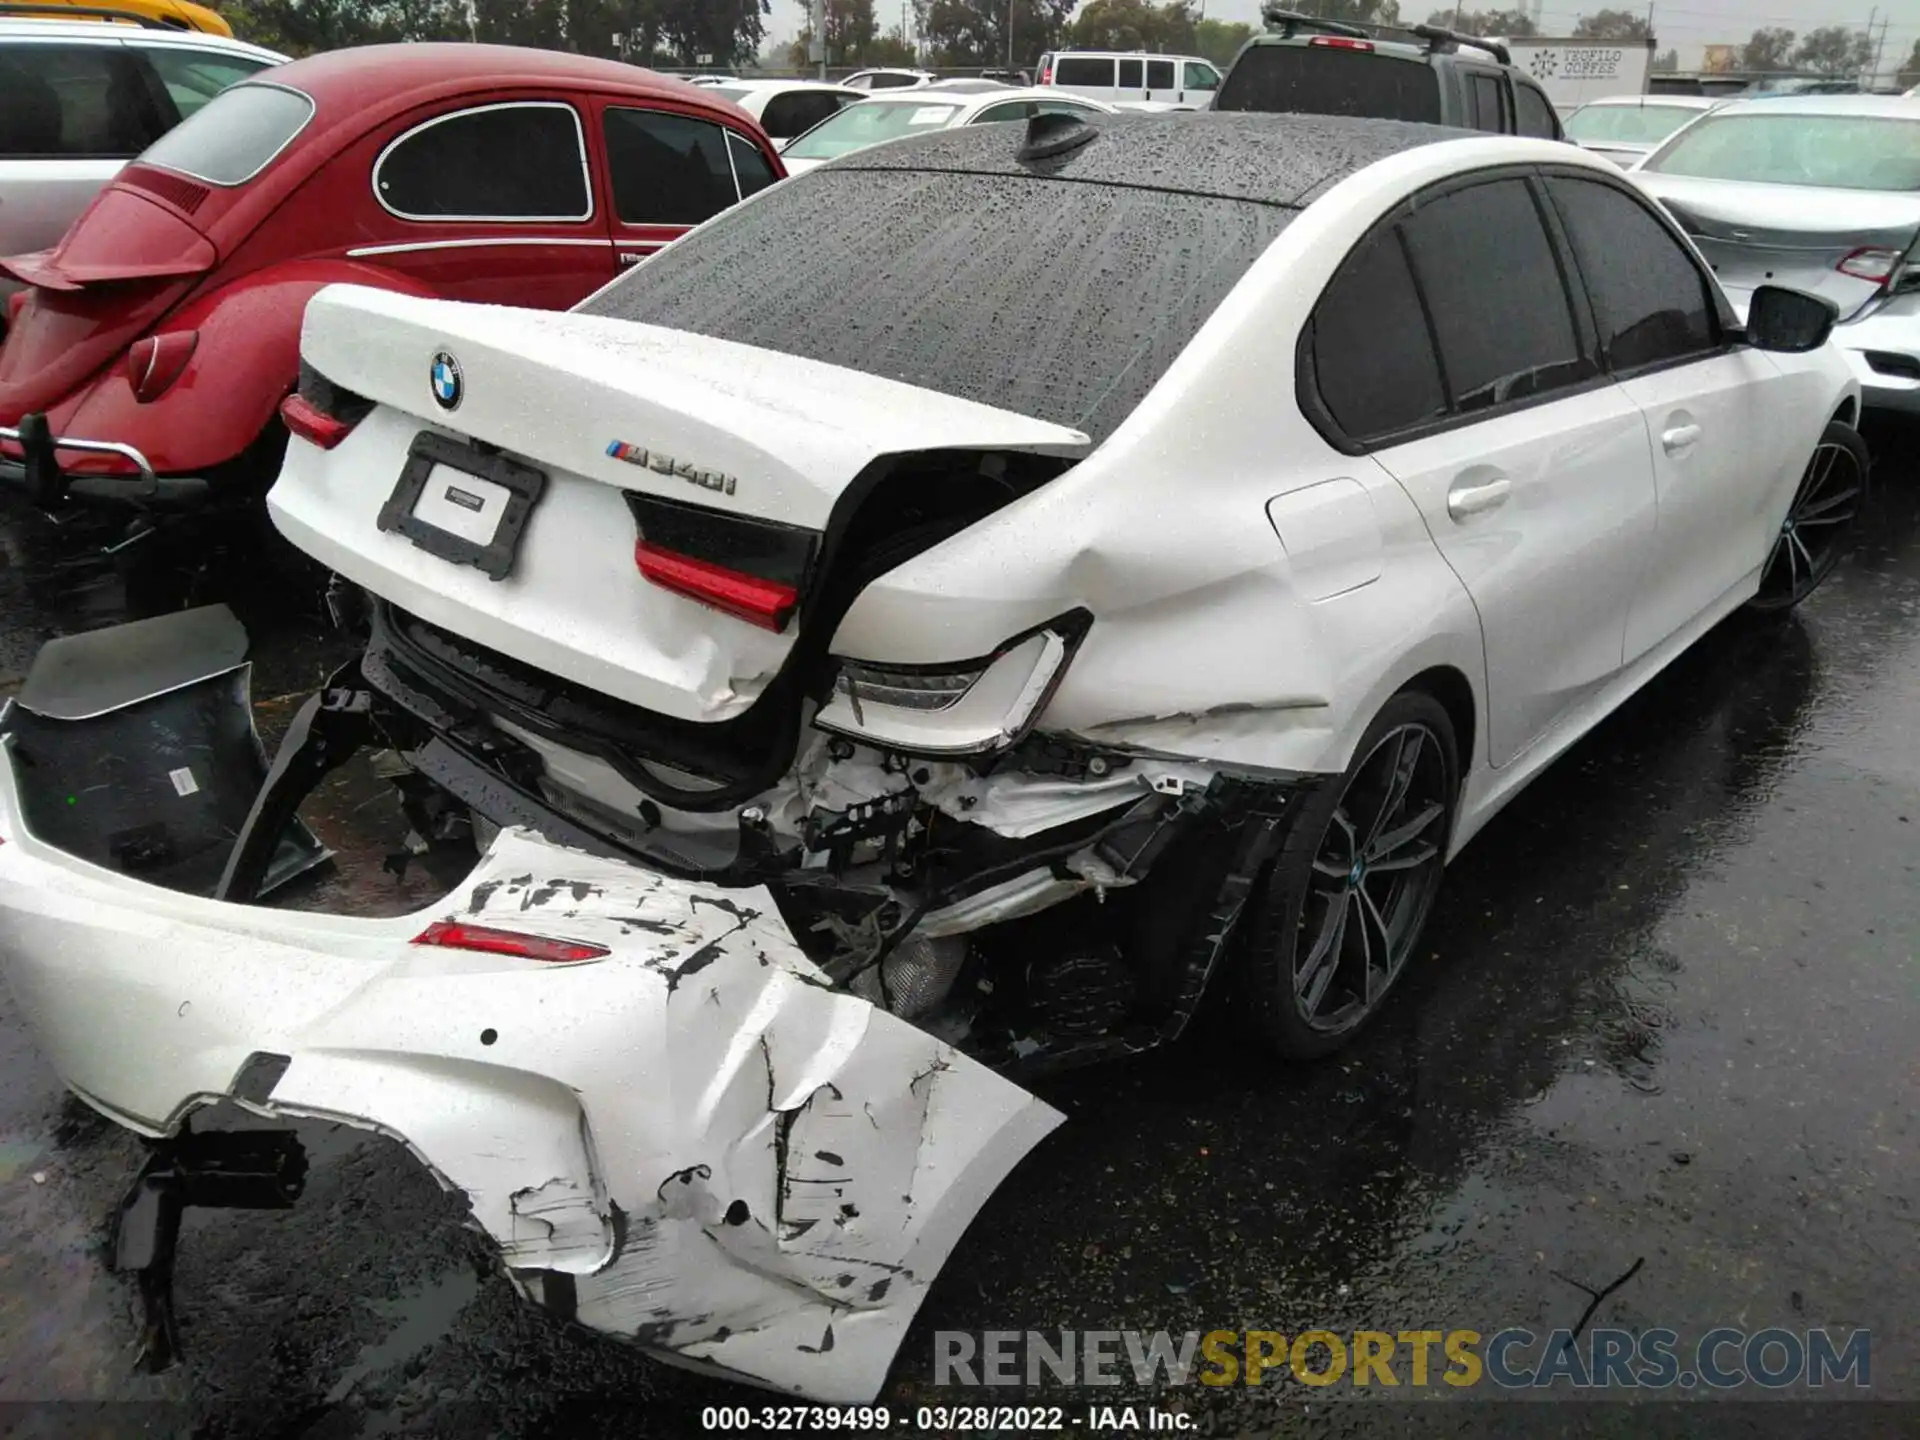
left=763, top=0, right=1920, bottom=71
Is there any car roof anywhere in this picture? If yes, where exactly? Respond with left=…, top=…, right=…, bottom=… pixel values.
left=718, top=79, right=863, bottom=95
left=261, top=42, right=709, bottom=106
left=1575, top=94, right=1719, bottom=109
left=826, top=109, right=1481, bottom=206
left=1707, top=93, right=1920, bottom=118
left=0, top=13, right=280, bottom=54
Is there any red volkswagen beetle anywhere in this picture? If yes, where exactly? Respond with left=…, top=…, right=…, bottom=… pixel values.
left=0, top=42, right=783, bottom=604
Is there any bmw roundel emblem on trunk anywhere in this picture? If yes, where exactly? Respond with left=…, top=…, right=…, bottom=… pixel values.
left=430, top=351, right=463, bottom=411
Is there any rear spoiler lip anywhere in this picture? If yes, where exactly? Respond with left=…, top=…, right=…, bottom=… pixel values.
left=0, top=246, right=216, bottom=292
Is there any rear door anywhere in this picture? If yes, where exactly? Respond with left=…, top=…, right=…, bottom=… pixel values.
left=366, top=98, right=613, bottom=307
left=597, top=103, right=776, bottom=271
left=1145, top=57, right=1176, bottom=104
left=1462, top=68, right=1511, bottom=133
left=1310, top=173, right=1658, bottom=766
left=1542, top=169, right=1805, bottom=656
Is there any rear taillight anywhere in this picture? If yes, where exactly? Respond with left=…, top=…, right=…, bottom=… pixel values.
left=282, top=360, right=374, bottom=450
left=635, top=541, right=799, bottom=630
left=1839, top=247, right=1904, bottom=284
left=1309, top=35, right=1375, bottom=49
left=412, top=919, right=610, bottom=963
left=625, top=491, right=818, bottom=633
left=125, top=330, right=198, bottom=403
left=1041, top=65, right=1052, bottom=83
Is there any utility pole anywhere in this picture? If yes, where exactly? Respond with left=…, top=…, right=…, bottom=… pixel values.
left=810, top=0, right=826, bottom=80
left=1006, top=0, right=1015, bottom=69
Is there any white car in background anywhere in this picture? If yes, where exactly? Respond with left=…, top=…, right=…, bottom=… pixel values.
left=1560, top=93, right=1723, bottom=167
left=840, top=66, right=935, bottom=90
left=703, top=78, right=866, bottom=146
left=0, top=114, right=1867, bottom=1404
left=779, top=86, right=1117, bottom=173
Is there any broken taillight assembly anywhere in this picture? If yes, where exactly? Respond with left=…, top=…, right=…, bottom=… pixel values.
left=411, top=919, right=610, bottom=963
left=624, top=491, right=818, bottom=634
left=281, top=360, right=374, bottom=450
left=125, top=330, right=198, bottom=403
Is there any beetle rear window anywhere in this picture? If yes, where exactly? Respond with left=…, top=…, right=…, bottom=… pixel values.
left=576, top=167, right=1293, bottom=445
left=138, top=81, right=314, bottom=186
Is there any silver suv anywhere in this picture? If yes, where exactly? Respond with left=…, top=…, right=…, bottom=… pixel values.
left=0, top=7, right=285, bottom=319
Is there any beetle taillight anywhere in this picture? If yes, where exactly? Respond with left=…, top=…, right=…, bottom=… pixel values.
left=125, top=330, right=198, bottom=403
left=412, top=919, right=610, bottom=963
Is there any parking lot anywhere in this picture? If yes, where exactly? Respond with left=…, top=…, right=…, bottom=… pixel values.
left=1, top=417, right=1914, bottom=1433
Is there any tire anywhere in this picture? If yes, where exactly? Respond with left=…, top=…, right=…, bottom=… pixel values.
left=1747, top=420, right=1870, bottom=614
left=1236, top=689, right=1460, bottom=1061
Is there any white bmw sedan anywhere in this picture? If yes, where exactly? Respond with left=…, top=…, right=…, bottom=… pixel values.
left=0, top=112, right=1865, bottom=1403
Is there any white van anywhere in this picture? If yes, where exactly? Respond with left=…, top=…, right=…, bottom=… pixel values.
left=1035, top=50, right=1224, bottom=109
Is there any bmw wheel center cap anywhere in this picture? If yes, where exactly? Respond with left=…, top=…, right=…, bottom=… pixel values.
left=430, top=351, right=463, bottom=411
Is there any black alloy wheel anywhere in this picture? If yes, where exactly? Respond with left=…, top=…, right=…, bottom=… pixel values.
left=1749, top=420, right=1870, bottom=613
left=1237, top=689, right=1460, bottom=1060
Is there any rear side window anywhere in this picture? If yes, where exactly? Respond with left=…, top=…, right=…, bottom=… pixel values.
left=603, top=108, right=740, bottom=225
left=1467, top=73, right=1507, bottom=132
left=727, top=130, right=776, bottom=199
left=376, top=102, right=590, bottom=220
left=142, top=47, right=272, bottom=121
left=1055, top=57, right=1112, bottom=86
left=1513, top=82, right=1560, bottom=138
left=578, top=168, right=1293, bottom=446
left=760, top=90, right=848, bottom=140
left=1309, top=228, right=1448, bottom=442
left=1118, top=59, right=1143, bottom=87
left=138, top=80, right=312, bottom=184
left=1147, top=59, right=1175, bottom=89
left=1216, top=45, right=1442, bottom=123
left=1400, top=179, right=1592, bottom=412
left=1546, top=175, right=1716, bottom=370
left=0, top=43, right=171, bottom=159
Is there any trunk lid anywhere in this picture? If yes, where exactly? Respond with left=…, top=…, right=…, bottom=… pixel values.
left=1641, top=174, right=1920, bottom=321
left=269, top=284, right=1091, bottom=724
left=0, top=188, right=216, bottom=417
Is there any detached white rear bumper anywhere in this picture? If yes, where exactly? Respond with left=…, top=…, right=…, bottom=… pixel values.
left=0, top=738, right=1062, bottom=1401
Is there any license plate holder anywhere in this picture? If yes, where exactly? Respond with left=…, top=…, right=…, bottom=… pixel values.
left=377, top=432, right=547, bottom=581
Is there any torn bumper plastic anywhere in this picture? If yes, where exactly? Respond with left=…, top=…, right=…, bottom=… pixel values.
left=0, top=744, right=1063, bottom=1401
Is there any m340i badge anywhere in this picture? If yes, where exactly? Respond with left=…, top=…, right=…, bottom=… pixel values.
left=606, top=440, right=738, bottom=496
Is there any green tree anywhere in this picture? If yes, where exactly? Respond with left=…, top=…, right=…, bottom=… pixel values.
left=1194, top=17, right=1255, bottom=65
left=1898, top=36, right=1920, bottom=88
left=1650, top=46, right=1676, bottom=70
left=914, top=0, right=1076, bottom=66
left=865, top=25, right=919, bottom=63
left=1738, top=26, right=1795, bottom=72
left=1792, top=24, right=1872, bottom=76
left=1261, top=0, right=1400, bottom=26
left=788, top=0, right=880, bottom=64
left=1426, top=8, right=1534, bottom=36
left=1065, top=0, right=1197, bottom=53
left=1571, top=8, right=1650, bottom=40
left=224, top=0, right=469, bottom=56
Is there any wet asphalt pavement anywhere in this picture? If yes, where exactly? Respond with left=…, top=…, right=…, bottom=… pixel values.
left=0, top=426, right=1917, bottom=1440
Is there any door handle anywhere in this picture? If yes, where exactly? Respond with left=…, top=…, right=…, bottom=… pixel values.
left=1446, top=474, right=1510, bottom=522
left=1661, top=423, right=1702, bottom=455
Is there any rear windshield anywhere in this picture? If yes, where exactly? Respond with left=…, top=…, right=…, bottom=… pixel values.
left=577, top=168, right=1292, bottom=445
left=137, top=81, right=314, bottom=186
left=782, top=100, right=960, bottom=160
left=1215, top=43, right=1441, bottom=123
left=1644, top=112, right=1920, bottom=191
left=1564, top=103, right=1704, bottom=145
